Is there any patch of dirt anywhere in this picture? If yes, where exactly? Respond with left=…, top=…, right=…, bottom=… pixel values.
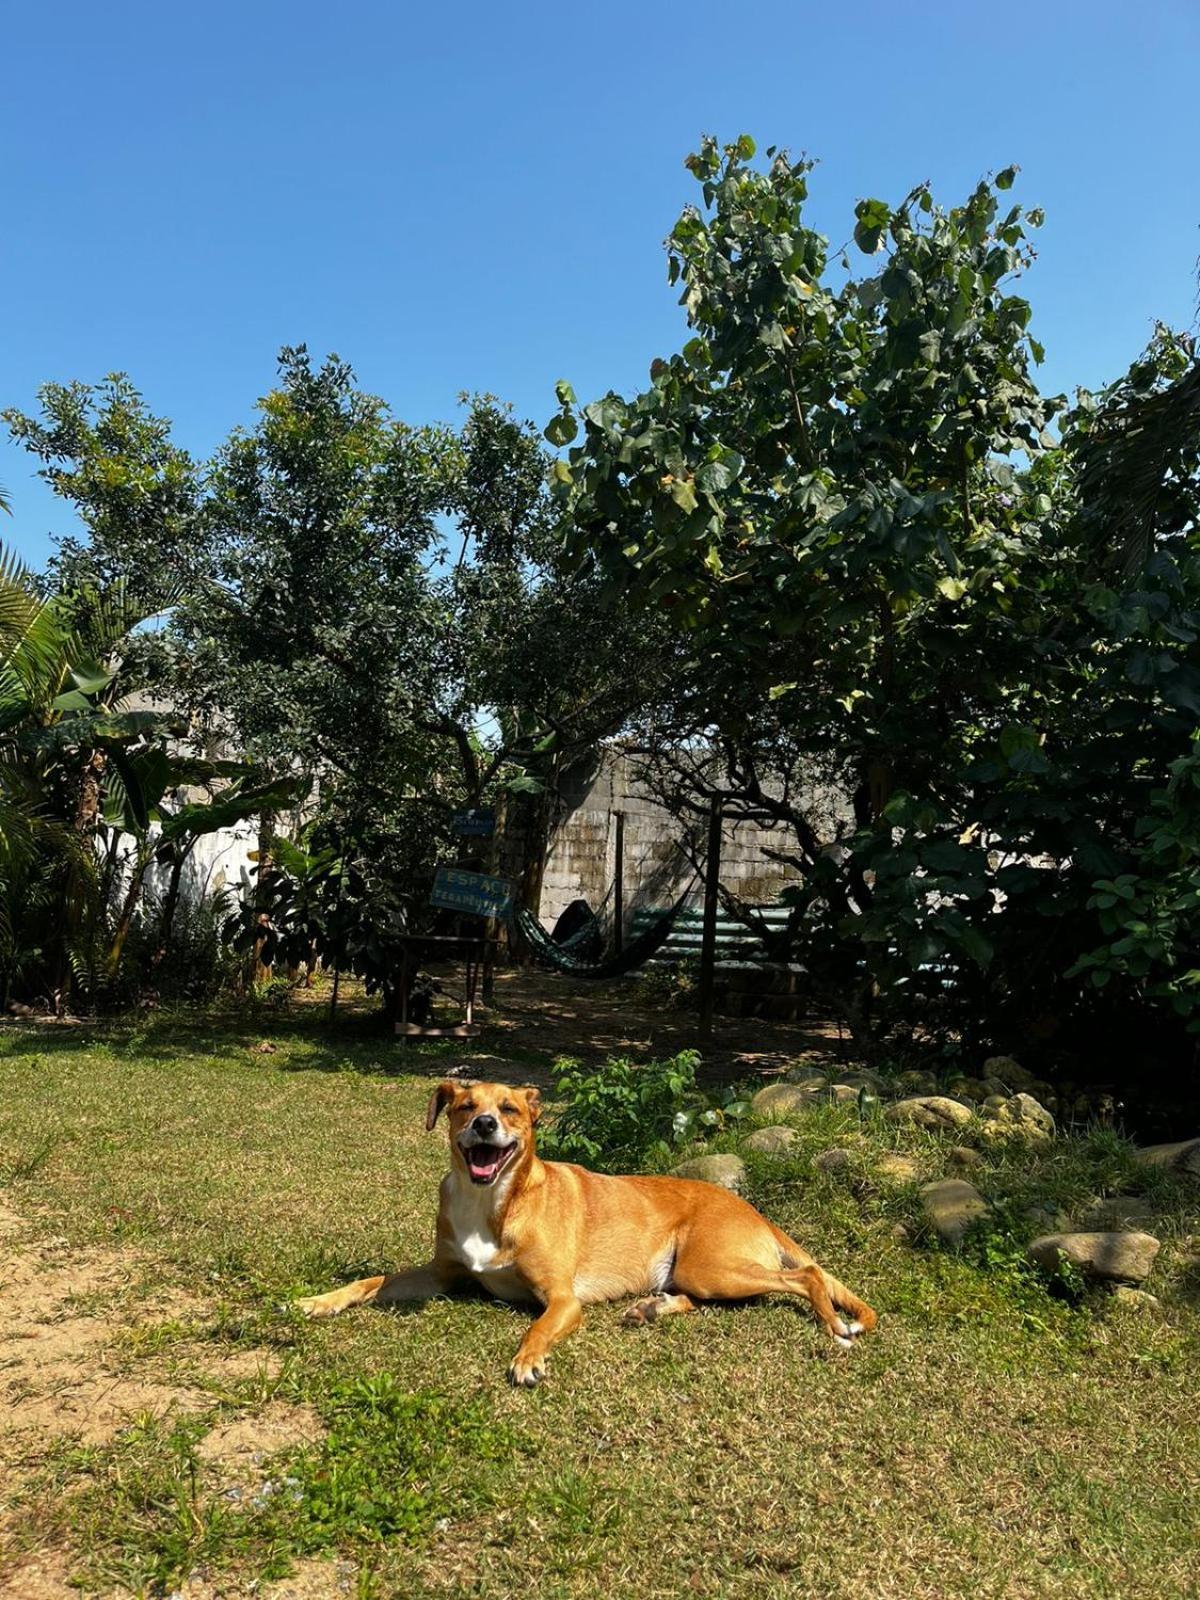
left=171, top=1557, right=357, bottom=1599
left=0, top=1199, right=323, bottom=1596
left=459, top=965, right=851, bottom=1086
left=196, top=1400, right=323, bottom=1475
left=0, top=1212, right=207, bottom=1445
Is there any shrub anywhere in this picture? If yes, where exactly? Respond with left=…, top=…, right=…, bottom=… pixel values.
left=540, top=1050, right=748, bottom=1171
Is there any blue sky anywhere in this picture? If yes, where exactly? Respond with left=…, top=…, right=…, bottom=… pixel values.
left=3, top=0, right=1198, bottom=569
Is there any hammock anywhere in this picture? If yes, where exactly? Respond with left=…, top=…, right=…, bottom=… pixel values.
left=513, top=886, right=695, bottom=979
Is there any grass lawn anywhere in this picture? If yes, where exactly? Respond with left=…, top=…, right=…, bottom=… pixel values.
left=1, top=991, right=1198, bottom=1599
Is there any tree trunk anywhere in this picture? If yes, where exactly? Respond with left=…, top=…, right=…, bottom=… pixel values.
left=106, top=843, right=152, bottom=978
left=252, top=810, right=277, bottom=984
left=151, top=841, right=195, bottom=969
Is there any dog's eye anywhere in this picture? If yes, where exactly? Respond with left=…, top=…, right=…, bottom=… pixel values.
left=461, top=1101, right=476, bottom=1114
left=500, top=1102, right=518, bottom=1116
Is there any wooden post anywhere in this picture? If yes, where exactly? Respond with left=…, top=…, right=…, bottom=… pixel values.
left=612, top=810, right=625, bottom=955
left=698, top=795, right=722, bottom=1038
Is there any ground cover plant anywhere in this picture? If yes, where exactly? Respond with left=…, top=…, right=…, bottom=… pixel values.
left=1, top=991, right=1198, bottom=1599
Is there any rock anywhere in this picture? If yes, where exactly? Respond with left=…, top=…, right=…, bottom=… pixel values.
left=751, top=1082, right=823, bottom=1117
left=671, top=1154, right=747, bottom=1192
left=982, top=1055, right=1036, bottom=1091
left=920, top=1179, right=989, bottom=1245
left=875, top=1153, right=921, bottom=1185
left=889, top=1221, right=912, bottom=1244
left=832, top=1069, right=885, bottom=1092
left=783, top=1065, right=829, bottom=1087
left=813, top=1147, right=852, bottom=1175
left=1110, top=1286, right=1163, bottom=1314
left=979, top=1092, right=1055, bottom=1145
left=946, top=1077, right=991, bottom=1104
left=1022, top=1202, right=1069, bottom=1233
left=897, top=1070, right=939, bottom=1095
left=947, top=1145, right=984, bottom=1170
left=1076, top=1195, right=1155, bottom=1231
left=743, top=1126, right=797, bottom=1156
left=826, top=1084, right=861, bottom=1105
left=1028, top=1231, right=1161, bottom=1284
left=982, top=1094, right=1009, bottom=1113
left=886, top=1096, right=975, bottom=1131
left=1133, top=1138, right=1200, bottom=1179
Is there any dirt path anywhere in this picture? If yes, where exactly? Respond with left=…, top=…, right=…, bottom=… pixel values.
left=0, top=1201, right=329, bottom=1599
left=462, top=966, right=852, bottom=1086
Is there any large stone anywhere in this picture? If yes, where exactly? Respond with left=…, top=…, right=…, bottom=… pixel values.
left=945, top=1076, right=991, bottom=1105
left=1028, top=1231, right=1161, bottom=1284
left=751, top=1082, right=823, bottom=1117
left=784, top=1065, right=830, bottom=1087
left=743, top=1125, right=798, bottom=1156
left=979, top=1092, right=1055, bottom=1146
left=886, top=1096, right=975, bottom=1131
left=947, top=1145, right=984, bottom=1170
left=982, top=1055, right=1037, bottom=1091
left=671, top=1154, right=748, bottom=1192
left=876, top=1153, right=922, bottom=1185
left=1133, top=1138, right=1200, bottom=1179
left=1110, top=1287, right=1163, bottom=1314
left=1076, top=1195, right=1155, bottom=1231
left=896, top=1070, right=939, bottom=1095
left=813, top=1147, right=852, bottom=1175
left=921, top=1179, right=989, bottom=1244
left=831, top=1069, right=885, bottom=1093
left=827, top=1084, right=861, bottom=1105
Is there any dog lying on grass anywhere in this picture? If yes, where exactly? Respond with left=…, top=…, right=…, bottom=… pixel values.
left=297, top=1079, right=877, bottom=1386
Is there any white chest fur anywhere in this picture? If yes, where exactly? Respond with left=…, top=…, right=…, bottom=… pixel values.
left=441, top=1174, right=533, bottom=1302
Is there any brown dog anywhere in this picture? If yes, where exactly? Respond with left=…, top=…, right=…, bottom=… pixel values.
left=297, top=1079, right=876, bottom=1385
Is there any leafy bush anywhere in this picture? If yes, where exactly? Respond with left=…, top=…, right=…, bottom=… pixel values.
left=540, top=1050, right=748, bottom=1171
left=629, top=957, right=701, bottom=1013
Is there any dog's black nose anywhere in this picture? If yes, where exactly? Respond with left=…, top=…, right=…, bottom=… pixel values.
left=473, top=1113, right=499, bottom=1137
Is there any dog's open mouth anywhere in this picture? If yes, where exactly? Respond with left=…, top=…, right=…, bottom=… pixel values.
left=461, top=1141, right=518, bottom=1185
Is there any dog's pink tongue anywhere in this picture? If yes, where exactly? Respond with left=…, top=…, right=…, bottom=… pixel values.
left=469, top=1147, right=502, bottom=1178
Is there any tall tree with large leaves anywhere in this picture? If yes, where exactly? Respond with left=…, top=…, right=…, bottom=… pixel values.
left=553, top=136, right=1200, bottom=1091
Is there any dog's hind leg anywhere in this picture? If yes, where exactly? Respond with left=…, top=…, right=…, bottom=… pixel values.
left=669, top=1256, right=863, bottom=1347
left=622, top=1293, right=696, bottom=1326
left=296, top=1262, right=453, bottom=1319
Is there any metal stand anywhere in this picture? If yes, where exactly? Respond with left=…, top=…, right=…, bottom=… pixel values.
left=395, top=934, right=496, bottom=1041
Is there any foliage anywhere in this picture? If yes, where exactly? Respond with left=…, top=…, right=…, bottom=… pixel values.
left=7, top=350, right=670, bottom=1012
left=551, top=135, right=1200, bottom=1088
left=540, top=1049, right=748, bottom=1169
left=0, top=538, right=302, bottom=1008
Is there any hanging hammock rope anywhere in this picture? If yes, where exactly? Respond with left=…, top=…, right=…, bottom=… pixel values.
left=512, top=878, right=697, bottom=979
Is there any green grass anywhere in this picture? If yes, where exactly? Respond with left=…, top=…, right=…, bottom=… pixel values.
left=1, top=999, right=1199, bottom=1599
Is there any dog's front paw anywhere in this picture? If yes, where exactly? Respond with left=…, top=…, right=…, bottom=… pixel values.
left=507, top=1355, right=546, bottom=1388
left=295, top=1292, right=345, bottom=1319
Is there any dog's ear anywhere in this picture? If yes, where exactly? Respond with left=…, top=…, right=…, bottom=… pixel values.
left=523, top=1086, right=542, bottom=1125
left=425, top=1081, right=458, bottom=1131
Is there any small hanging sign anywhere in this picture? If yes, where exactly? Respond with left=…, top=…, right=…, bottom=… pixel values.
left=451, top=806, right=496, bottom=837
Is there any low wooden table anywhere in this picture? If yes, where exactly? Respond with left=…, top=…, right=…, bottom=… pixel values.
left=394, top=933, right=496, bottom=1041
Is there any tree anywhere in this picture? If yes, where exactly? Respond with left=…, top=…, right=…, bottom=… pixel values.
left=552, top=136, right=1200, bottom=1087
left=8, top=349, right=669, bottom=1012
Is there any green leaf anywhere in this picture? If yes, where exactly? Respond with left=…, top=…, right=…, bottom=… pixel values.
left=853, top=198, right=891, bottom=255
left=668, top=479, right=698, bottom=513
left=544, top=412, right=578, bottom=447
left=995, top=165, right=1017, bottom=191
left=936, top=577, right=967, bottom=600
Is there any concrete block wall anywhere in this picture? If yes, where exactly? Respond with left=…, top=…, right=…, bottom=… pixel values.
left=538, top=747, right=806, bottom=932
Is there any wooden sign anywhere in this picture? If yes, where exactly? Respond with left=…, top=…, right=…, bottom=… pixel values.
left=451, top=806, right=496, bottom=837
left=430, top=866, right=514, bottom=920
